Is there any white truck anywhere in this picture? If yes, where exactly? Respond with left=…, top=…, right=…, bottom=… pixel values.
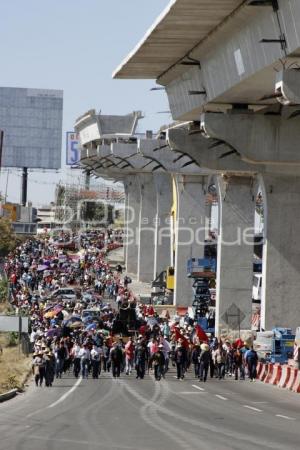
left=253, top=331, right=273, bottom=360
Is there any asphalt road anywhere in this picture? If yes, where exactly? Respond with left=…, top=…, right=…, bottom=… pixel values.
left=0, top=369, right=299, bottom=450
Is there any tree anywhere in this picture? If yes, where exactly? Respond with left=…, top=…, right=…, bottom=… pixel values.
left=0, top=218, right=17, bottom=257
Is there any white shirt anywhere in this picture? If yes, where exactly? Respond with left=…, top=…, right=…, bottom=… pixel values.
left=79, top=348, right=90, bottom=360
left=91, top=348, right=101, bottom=361
left=72, top=344, right=81, bottom=358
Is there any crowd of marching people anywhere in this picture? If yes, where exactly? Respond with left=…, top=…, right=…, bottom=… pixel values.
left=3, top=228, right=258, bottom=388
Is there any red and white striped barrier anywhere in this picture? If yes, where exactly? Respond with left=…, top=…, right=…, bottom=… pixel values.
left=256, top=361, right=264, bottom=378
left=286, top=367, right=298, bottom=391
left=264, top=363, right=274, bottom=384
left=291, top=369, right=300, bottom=393
left=277, top=365, right=291, bottom=388
left=258, top=363, right=268, bottom=382
left=268, top=364, right=282, bottom=385
left=256, top=362, right=300, bottom=393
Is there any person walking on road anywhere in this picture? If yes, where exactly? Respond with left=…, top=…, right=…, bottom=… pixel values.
left=79, top=344, right=91, bottom=379
left=174, top=341, right=187, bottom=380
left=110, top=342, right=123, bottom=378
left=199, top=343, right=211, bottom=382
left=233, top=347, right=245, bottom=381
left=151, top=344, right=166, bottom=381
left=44, top=350, right=55, bottom=387
left=91, top=344, right=101, bottom=379
left=71, top=342, right=81, bottom=378
left=32, top=351, right=46, bottom=387
left=245, top=346, right=258, bottom=381
left=214, top=344, right=226, bottom=380
left=125, top=336, right=135, bottom=375
left=55, top=341, right=67, bottom=379
left=135, top=339, right=148, bottom=379
left=191, top=343, right=201, bottom=378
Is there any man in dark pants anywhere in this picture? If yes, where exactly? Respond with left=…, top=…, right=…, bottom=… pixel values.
left=110, top=343, right=123, bottom=378
left=151, top=344, right=166, bottom=381
left=199, top=344, right=211, bottom=382
left=233, top=348, right=245, bottom=380
left=45, top=350, right=55, bottom=387
left=245, top=346, right=258, bottom=381
left=174, top=341, right=188, bottom=380
left=135, top=340, right=148, bottom=379
left=191, top=344, right=201, bottom=378
left=91, top=344, right=101, bottom=379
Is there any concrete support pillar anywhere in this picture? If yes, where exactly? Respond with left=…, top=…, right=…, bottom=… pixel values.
left=205, top=202, right=212, bottom=240
left=174, top=175, right=208, bottom=307
left=125, top=176, right=141, bottom=275
left=123, top=181, right=129, bottom=264
left=137, top=174, right=157, bottom=282
left=216, top=175, right=254, bottom=337
left=260, top=174, right=300, bottom=330
left=153, top=173, right=172, bottom=278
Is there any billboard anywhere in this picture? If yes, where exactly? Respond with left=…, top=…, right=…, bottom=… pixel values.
left=66, top=131, right=81, bottom=166
left=0, top=315, right=29, bottom=333
left=0, top=87, right=63, bottom=169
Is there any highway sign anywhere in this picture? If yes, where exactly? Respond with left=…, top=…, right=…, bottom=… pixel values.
left=221, top=303, right=245, bottom=330
left=66, top=132, right=81, bottom=166
left=0, top=315, right=29, bottom=333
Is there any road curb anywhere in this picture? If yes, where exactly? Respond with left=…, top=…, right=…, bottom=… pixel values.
left=0, top=363, right=32, bottom=403
left=0, top=389, right=18, bottom=403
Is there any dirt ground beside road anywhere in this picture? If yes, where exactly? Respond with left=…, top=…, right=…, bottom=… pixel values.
left=0, top=333, right=31, bottom=395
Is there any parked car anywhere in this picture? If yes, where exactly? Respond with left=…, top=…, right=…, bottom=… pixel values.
left=51, top=288, right=78, bottom=301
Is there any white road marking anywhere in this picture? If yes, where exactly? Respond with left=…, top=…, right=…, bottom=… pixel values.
left=215, top=395, right=228, bottom=401
left=178, top=391, right=204, bottom=394
left=276, top=414, right=296, bottom=421
left=243, top=405, right=263, bottom=412
left=251, top=401, right=268, bottom=404
left=48, top=376, right=82, bottom=409
left=192, top=384, right=205, bottom=391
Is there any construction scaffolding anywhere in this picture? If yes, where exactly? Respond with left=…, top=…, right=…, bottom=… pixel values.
left=55, top=178, right=125, bottom=229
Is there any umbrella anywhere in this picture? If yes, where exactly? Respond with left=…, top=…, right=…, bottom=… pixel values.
left=86, top=323, right=97, bottom=331
left=68, top=315, right=82, bottom=322
left=44, top=311, right=56, bottom=319
left=44, top=304, right=55, bottom=312
left=37, top=264, right=48, bottom=272
left=68, top=321, right=83, bottom=329
left=46, top=328, right=61, bottom=338
left=82, top=316, right=94, bottom=324
left=54, top=305, right=64, bottom=313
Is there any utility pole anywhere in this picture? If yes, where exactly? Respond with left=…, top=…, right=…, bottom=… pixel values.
left=21, top=167, right=28, bottom=206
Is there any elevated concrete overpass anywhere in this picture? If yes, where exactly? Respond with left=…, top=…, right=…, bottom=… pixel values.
left=112, top=0, right=300, bottom=333
left=75, top=110, right=259, bottom=336
left=114, top=0, right=300, bottom=119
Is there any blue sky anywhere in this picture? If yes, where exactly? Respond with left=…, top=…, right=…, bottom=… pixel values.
left=0, top=0, right=170, bottom=205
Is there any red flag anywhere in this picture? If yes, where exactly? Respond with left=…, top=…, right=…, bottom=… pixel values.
left=174, top=327, right=190, bottom=349
left=195, top=324, right=209, bottom=343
